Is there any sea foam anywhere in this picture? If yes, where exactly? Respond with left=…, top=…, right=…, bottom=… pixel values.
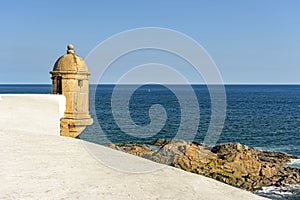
left=255, top=184, right=300, bottom=199
left=285, top=159, right=300, bottom=169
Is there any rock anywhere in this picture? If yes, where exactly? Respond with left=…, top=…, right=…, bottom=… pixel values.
left=260, top=164, right=277, bottom=178
left=236, top=143, right=243, bottom=152
left=110, top=139, right=300, bottom=191
left=150, top=138, right=172, bottom=146
left=116, top=143, right=154, bottom=156
left=241, top=182, right=253, bottom=190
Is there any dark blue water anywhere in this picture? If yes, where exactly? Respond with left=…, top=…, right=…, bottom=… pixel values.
left=1, top=84, right=299, bottom=199
left=86, top=85, right=300, bottom=157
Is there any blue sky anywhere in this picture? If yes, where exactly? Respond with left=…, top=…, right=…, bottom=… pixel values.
left=0, top=0, right=299, bottom=84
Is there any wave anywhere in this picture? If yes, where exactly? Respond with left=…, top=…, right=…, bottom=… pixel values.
left=285, top=159, right=300, bottom=169
left=255, top=184, right=300, bottom=199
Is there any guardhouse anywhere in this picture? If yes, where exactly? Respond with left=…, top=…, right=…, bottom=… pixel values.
left=50, top=44, right=93, bottom=137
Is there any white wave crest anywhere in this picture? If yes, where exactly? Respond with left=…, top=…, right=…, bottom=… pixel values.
left=286, top=159, right=300, bottom=169
left=256, top=184, right=300, bottom=197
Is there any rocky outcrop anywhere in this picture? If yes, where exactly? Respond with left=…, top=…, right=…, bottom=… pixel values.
left=108, top=139, right=300, bottom=191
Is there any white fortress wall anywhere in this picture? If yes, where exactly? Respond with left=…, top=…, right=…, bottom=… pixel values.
left=0, top=94, right=65, bottom=135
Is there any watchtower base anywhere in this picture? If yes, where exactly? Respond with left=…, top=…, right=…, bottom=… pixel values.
left=60, top=118, right=93, bottom=138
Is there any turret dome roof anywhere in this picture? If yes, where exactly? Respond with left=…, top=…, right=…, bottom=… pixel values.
left=52, top=44, right=88, bottom=72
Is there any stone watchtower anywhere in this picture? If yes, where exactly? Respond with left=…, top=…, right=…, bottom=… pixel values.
left=50, top=44, right=93, bottom=138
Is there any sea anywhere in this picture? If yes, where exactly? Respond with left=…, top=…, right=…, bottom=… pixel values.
left=1, top=84, right=299, bottom=200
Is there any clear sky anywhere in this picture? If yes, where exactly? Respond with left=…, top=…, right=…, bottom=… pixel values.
left=0, top=0, right=299, bottom=84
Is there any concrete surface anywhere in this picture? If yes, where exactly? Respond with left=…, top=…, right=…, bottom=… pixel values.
left=0, top=94, right=65, bottom=135
left=0, top=131, right=269, bottom=200
left=0, top=95, right=268, bottom=200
